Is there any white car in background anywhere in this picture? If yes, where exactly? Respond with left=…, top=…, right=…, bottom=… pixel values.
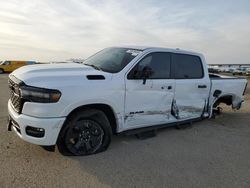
left=233, top=67, right=249, bottom=75
left=245, top=68, right=250, bottom=76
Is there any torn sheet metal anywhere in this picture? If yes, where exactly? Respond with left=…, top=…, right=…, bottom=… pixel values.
left=171, top=99, right=205, bottom=120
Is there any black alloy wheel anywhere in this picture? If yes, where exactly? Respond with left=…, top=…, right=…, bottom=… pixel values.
left=65, top=119, right=104, bottom=155
left=57, top=109, right=112, bottom=156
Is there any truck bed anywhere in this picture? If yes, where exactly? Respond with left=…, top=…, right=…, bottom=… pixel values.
left=209, top=73, right=247, bottom=112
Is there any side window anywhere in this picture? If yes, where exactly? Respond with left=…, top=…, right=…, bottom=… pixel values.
left=27, top=61, right=35, bottom=65
left=4, top=61, right=11, bottom=65
left=173, top=53, right=203, bottom=79
left=128, top=52, right=171, bottom=79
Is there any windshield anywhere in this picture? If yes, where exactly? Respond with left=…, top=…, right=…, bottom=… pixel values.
left=83, top=47, right=142, bottom=73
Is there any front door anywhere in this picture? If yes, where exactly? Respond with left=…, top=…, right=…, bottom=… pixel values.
left=124, top=52, right=175, bottom=130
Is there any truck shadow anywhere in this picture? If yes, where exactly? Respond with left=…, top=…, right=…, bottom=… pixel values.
left=65, top=122, right=203, bottom=187
left=3, top=111, right=250, bottom=187
left=67, top=125, right=180, bottom=187
left=67, top=111, right=250, bottom=187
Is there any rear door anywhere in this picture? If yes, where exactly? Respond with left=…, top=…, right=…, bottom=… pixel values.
left=124, top=52, right=176, bottom=129
left=172, top=53, right=210, bottom=120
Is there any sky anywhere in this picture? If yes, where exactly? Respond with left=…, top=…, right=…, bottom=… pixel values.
left=0, top=0, right=250, bottom=64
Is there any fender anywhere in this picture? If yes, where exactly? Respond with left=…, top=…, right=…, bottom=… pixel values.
left=209, top=93, right=241, bottom=118
left=60, top=99, right=124, bottom=132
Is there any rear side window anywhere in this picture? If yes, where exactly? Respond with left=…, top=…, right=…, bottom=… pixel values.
left=128, top=52, right=171, bottom=79
left=172, top=53, right=203, bottom=79
left=27, top=61, right=36, bottom=65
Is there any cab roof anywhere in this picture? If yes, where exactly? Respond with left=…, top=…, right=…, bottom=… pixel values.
left=115, top=45, right=203, bottom=56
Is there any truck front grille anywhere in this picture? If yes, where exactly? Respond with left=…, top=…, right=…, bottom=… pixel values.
left=8, top=77, right=24, bottom=114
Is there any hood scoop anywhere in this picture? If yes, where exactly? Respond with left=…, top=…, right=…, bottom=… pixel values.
left=86, top=75, right=105, bottom=80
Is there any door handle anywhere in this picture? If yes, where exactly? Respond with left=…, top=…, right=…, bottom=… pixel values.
left=198, top=85, right=207, bottom=88
left=161, top=86, right=172, bottom=90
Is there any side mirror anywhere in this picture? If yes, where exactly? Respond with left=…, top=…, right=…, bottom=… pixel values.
left=141, top=66, right=153, bottom=84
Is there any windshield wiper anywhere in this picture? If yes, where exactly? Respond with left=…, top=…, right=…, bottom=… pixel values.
left=84, top=63, right=102, bottom=71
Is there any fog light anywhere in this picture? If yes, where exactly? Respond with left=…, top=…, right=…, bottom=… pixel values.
left=26, top=126, right=45, bottom=138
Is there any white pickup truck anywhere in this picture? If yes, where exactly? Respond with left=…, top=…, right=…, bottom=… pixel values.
left=7, top=47, right=248, bottom=156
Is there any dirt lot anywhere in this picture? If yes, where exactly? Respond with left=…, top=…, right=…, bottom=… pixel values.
left=0, top=74, right=249, bottom=188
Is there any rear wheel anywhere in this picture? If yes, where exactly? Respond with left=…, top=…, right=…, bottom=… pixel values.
left=0, top=69, right=4, bottom=74
left=57, top=109, right=112, bottom=156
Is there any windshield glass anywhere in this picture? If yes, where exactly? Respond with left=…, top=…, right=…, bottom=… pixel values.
left=83, top=47, right=142, bottom=73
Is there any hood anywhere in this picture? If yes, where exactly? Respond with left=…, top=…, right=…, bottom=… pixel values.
left=10, top=63, right=112, bottom=88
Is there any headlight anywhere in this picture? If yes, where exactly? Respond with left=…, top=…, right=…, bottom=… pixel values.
left=19, top=86, right=61, bottom=103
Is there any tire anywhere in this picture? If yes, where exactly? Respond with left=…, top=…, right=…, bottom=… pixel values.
left=57, top=109, right=112, bottom=156
left=0, top=69, right=4, bottom=74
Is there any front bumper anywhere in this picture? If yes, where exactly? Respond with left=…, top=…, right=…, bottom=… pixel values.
left=8, top=100, right=66, bottom=146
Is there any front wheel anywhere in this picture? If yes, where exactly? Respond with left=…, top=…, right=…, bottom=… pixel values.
left=0, top=69, right=4, bottom=74
left=57, top=109, right=112, bottom=156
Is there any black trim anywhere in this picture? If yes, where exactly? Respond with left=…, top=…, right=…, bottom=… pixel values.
left=86, top=75, right=105, bottom=80
left=213, top=90, right=222, bottom=97
left=8, top=76, right=25, bottom=114
left=170, top=53, right=174, bottom=79
left=198, top=85, right=207, bottom=88
left=26, top=126, right=45, bottom=138
left=121, top=117, right=203, bottom=135
left=9, top=75, right=24, bottom=86
left=8, top=116, right=21, bottom=133
left=243, top=83, right=248, bottom=95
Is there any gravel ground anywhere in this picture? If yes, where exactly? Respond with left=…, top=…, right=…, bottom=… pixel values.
left=0, top=74, right=249, bottom=188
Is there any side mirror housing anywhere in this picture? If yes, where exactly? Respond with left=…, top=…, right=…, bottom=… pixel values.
left=141, top=66, right=153, bottom=84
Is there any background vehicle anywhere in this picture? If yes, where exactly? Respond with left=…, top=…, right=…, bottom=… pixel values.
left=7, top=47, right=248, bottom=156
left=232, top=67, right=249, bottom=75
left=246, top=68, right=250, bottom=76
left=0, top=60, right=36, bottom=73
left=229, top=68, right=236, bottom=73
left=208, top=68, right=219, bottom=73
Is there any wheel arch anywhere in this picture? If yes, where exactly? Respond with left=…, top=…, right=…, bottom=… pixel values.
left=66, top=103, right=118, bottom=134
left=209, top=94, right=234, bottom=118
left=213, top=94, right=234, bottom=108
